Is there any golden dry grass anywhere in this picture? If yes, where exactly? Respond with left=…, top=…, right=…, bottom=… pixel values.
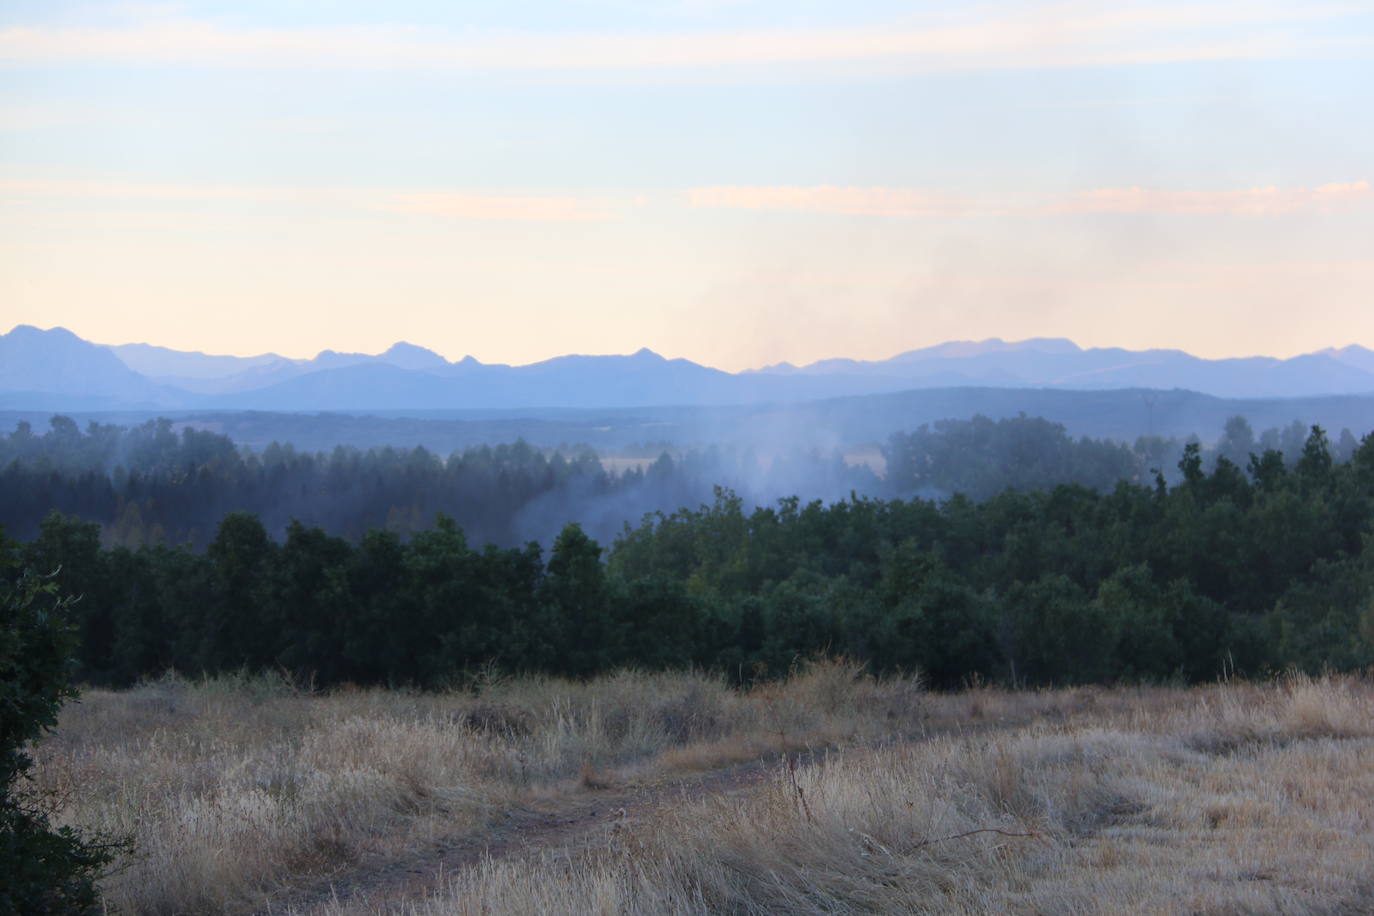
left=27, top=665, right=1374, bottom=915
left=30, top=661, right=923, bottom=914
left=395, top=674, right=1374, bottom=916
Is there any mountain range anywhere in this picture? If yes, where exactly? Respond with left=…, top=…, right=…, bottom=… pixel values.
left=4, top=325, right=1374, bottom=413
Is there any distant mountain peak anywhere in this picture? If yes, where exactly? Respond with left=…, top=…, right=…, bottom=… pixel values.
left=1318, top=344, right=1374, bottom=357
left=10, top=324, right=80, bottom=342
left=892, top=337, right=1081, bottom=362
left=380, top=341, right=449, bottom=370
left=745, top=360, right=799, bottom=375
left=308, top=342, right=449, bottom=371
left=1019, top=337, right=1081, bottom=354
left=1316, top=343, right=1374, bottom=374
left=0, top=324, right=173, bottom=406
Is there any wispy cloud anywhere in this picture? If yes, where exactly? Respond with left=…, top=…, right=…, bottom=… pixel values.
left=4, top=176, right=1369, bottom=221
left=0, top=178, right=281, bottom=201
left=0, top=3, right=1363, bottom=72
left=688, top=180, right=1373, bottom=218
left=686, top=185, right=959, bottom=216
left=381, top=192, right=613, bottom=222
left=0, top=179, right=618, bottom=221
left=1051, top=180, right=1373, bottom=216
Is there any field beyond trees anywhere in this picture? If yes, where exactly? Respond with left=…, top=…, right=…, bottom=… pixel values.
left=29, top=662, right=1374, bottom=914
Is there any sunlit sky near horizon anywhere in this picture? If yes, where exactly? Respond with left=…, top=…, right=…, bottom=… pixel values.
left=2, top=1, right=1372, bottom=371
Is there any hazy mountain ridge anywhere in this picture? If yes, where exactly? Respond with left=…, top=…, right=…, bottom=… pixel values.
left=752, top=338, right=1374, bottom=399
left=100, top=337, right=454, bottom=395
left=1, top=326, right=184, bottom=408
left=5, top=325, right=1374, bottom=412
left=105, top=341, right=295, bottom=379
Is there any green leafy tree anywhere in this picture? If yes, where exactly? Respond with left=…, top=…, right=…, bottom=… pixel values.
left=106, top=547, right=169, bottom=684
left=610, top=576, right=699, bottom=670
left=405, top=514, right=479, bottom=684
left=1269, top=555, right=1374, bottom=672
left=542, top=524, right=610, bottom=676
left=1, top=535, right=120, bottom=913
left=338, top=529, right=412, bottom=683
left=1216, top=415, right=1256, bottom=469
left=1296, top=425, right=1334, bottom=494
left=23, top=513, right=110, bottom=682
left=877, top=542, right=997, bottom=685
left=205, top=513, right=279, bottom=671
left=1096, top=564, right=1183, bottom=680
left=275, top=521, right=353, bottom=683
left=1000, top=574, right=1115, bottom=685
left=757, top=571, right=845, bottom=674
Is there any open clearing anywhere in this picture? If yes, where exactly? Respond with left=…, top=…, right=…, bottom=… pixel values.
left=28, top=664, right=1374, bottom=915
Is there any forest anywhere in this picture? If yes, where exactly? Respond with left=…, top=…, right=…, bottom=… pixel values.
left=4, top=414, right=1372, bottom=689
left=0, top=412, right=1357, bottom=548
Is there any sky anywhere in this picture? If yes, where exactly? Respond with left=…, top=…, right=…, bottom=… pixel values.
left=1, top=1, right=1372, bottom=371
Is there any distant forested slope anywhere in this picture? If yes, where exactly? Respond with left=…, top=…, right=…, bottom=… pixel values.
left=0, top=413, right=1361, bottom=548
left=4, top=384, right=1373, bottom=456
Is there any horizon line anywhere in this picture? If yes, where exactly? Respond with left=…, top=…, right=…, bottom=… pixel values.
left=8, top=323, right=1371, bottom=375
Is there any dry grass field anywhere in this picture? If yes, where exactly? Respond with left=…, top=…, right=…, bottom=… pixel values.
left=26, top=663, right=1374, bottom=915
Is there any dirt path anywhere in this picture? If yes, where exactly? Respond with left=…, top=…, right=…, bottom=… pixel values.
left=265, top=720, right=1023, bottom=915
left=264, top=754, right=787, bottom=915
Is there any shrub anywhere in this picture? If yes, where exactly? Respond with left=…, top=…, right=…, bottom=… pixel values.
left=1, top=537, right=120, bottom=914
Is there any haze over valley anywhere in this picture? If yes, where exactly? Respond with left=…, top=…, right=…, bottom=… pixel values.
left=6, top=1, right=1374, bottom=913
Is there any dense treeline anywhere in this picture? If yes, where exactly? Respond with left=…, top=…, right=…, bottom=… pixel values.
left=883, top=414, right=1361, bottom=499
left=2, top=414, right=1358, bottom=551
left=0, top=416, right=874, bottom=549
left=8, top=423, right=1374, bottom=688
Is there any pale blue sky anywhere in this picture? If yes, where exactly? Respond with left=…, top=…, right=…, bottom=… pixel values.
left=2, top=1, right=1372, bottom=369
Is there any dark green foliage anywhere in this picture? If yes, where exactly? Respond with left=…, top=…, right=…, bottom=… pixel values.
left=23, top=514, right=110, bottom=683
left=0, top=417, right=879, bottom=550
left=1269, top=555, right=1374, bottom=673
left=106, top=546, right=170, bottom=680
left=883, top=414, right=1152, bottom=500
left=8, top=416, right=1374, bottom=689
left=275, top=521, right=354, bottom=683
left=0, top=534, right=119, bottom=914
left=206, top=513, right=279, bottom=672
left=543, top=524, right=611, bottom=677
left=1001, top=574, right=1111, bottom=684
left=336, top=530, right=413, bottom=683
left=2, top=411, right=1352, bottom=557
left=609, top=576, right=699, bottom=670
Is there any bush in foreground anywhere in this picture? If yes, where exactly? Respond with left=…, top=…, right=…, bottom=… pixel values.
left=1, top=540, right=119, bottom=914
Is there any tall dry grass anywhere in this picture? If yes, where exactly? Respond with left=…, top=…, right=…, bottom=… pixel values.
left=31, top=666, right=1374, bottom=914
left=32, top=660, right=923, bottom=914
left=393, top=674, right=1374, bottom=916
